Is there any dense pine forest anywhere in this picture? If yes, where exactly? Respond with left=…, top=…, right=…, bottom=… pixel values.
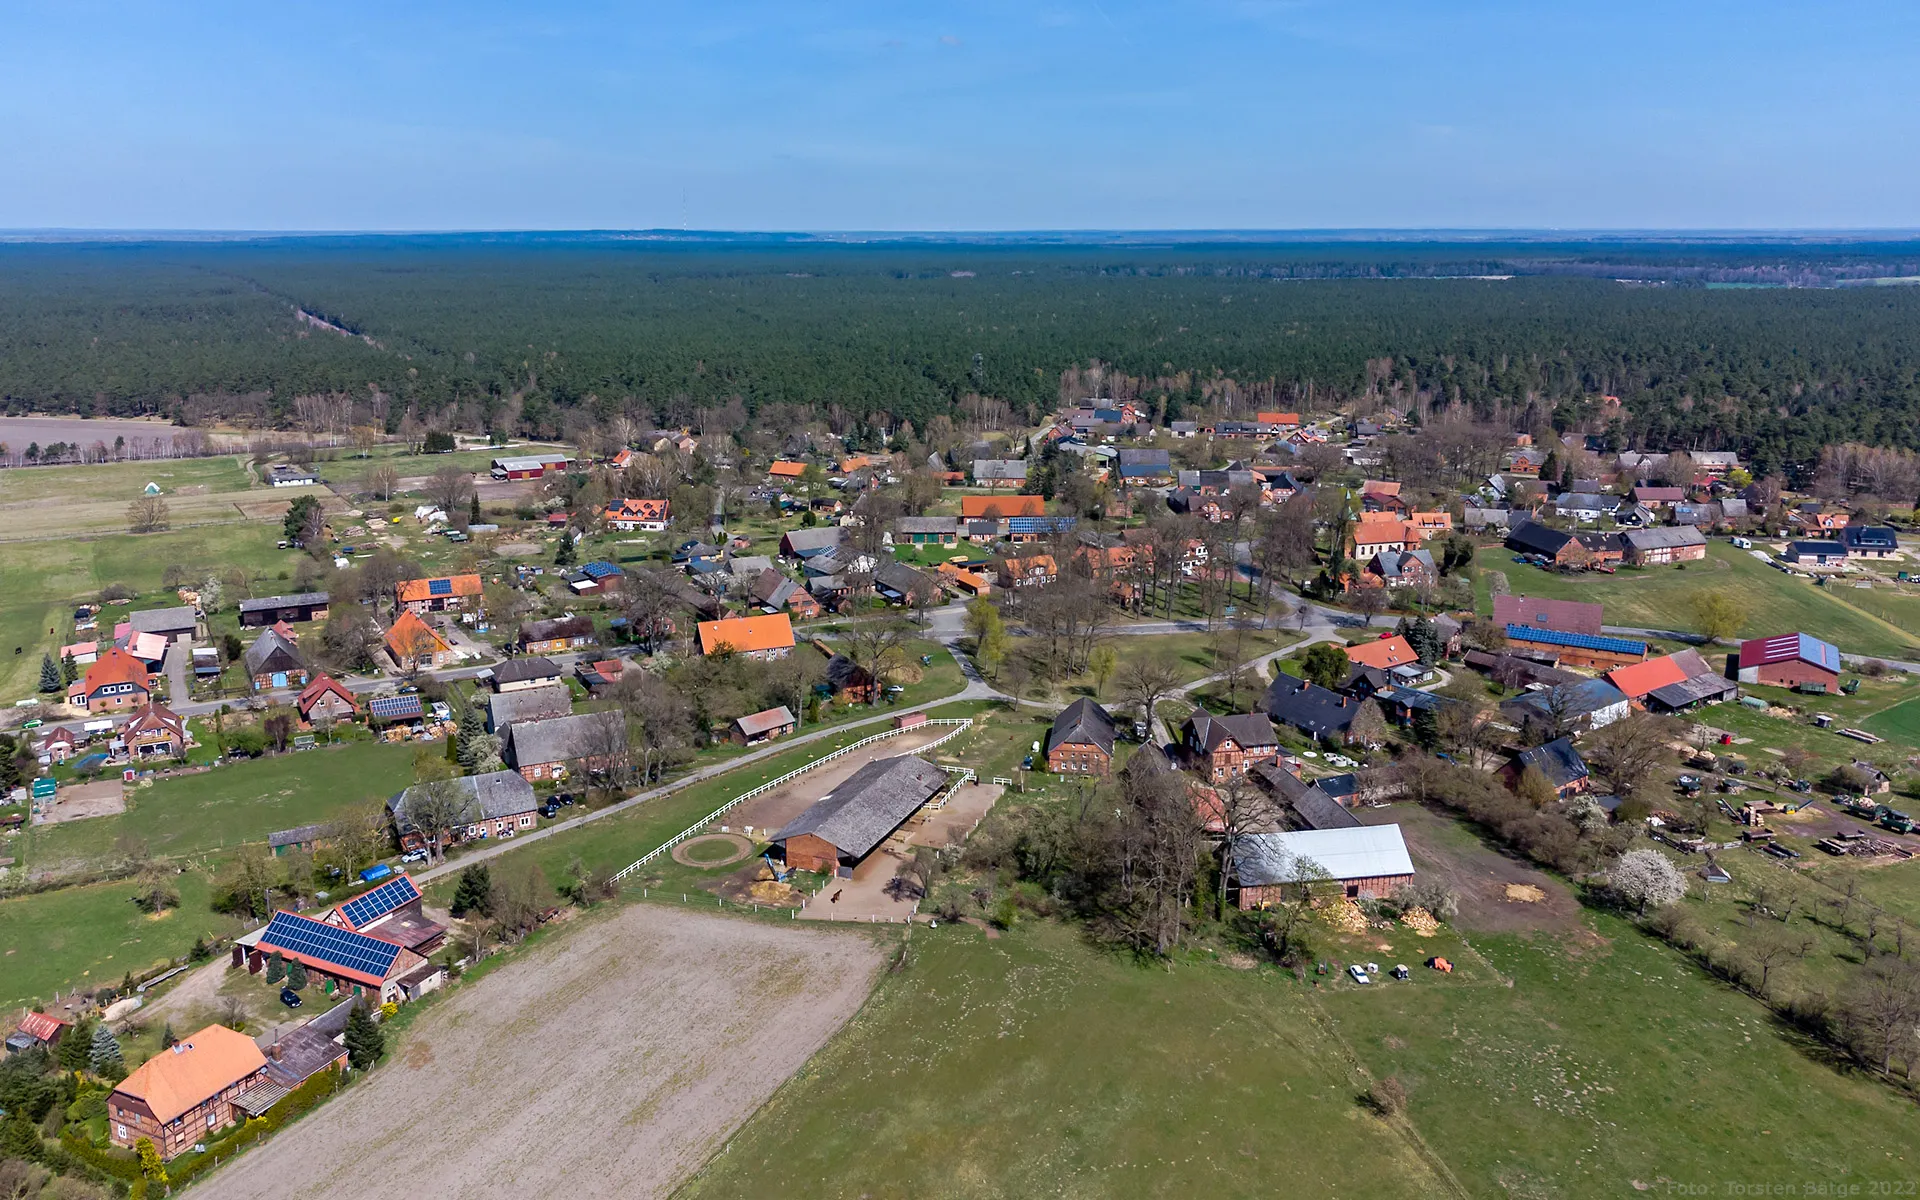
left=4, top=236, right=1920, bottom=473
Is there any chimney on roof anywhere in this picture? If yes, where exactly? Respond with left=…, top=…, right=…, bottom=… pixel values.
left=269, top=1042, right=282, bottom=1061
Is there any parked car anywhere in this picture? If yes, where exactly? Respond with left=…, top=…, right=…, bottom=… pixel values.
left=400, top=849, right=429, bottom=864
left=279, top=987, right=303, bottom=1009
left=1347, top=965, right=1371, bottom=985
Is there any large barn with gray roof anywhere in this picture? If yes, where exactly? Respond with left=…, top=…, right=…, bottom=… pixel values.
left=771, top=755, right=951, bottom=876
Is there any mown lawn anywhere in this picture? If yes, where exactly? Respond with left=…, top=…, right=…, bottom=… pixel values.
left=23, top=741, right=420, bottom=874
left=680, top=921, right=1450, bottom=1200
left=1482, top=542, right=1919, bottom=658
left=0, top=871, right=236, bottom=1011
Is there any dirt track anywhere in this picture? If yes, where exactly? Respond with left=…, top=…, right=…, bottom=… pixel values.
left=189, top=905, right=885, bottom=1200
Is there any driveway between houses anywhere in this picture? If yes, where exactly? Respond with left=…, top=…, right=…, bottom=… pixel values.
left=163, top=638, right=191, bottom=706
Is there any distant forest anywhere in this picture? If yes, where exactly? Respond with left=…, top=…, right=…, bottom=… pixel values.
left=5, top=236, right=1920, bottom=476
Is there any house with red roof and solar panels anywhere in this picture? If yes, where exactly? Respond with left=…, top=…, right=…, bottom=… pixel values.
left=1736, top=633, right=1843, bottom=694
left=320, top=871, right=447, bottom=956
left=234, top=903, right=445, bottom=1007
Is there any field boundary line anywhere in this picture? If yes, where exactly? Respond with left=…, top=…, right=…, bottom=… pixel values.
left=612, top=719, right=974, bottom=883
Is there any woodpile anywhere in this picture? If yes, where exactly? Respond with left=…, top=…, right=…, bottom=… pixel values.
left=1399, top=907, right=1440, bottom=937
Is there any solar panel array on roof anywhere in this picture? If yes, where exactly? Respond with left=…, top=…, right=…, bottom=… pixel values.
left=1504, top=624, right=1646, bottom=655
left=260, top=912, right=400, bottom=982
left=581, top=561, right=624, bottom=578
left=369, top=695, right=424, bottom=719
left=338, top=874, right=420, bottom=930
left=428, top=578, right=453, bottom=596
left=1008, top=516, right=1077, bottom=534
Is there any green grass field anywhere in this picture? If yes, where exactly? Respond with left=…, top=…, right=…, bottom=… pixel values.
left=1325, top=913, right=1920, bottom=1194
left=22, top=741, right=419, bottom=874
left=0, top=871, right=235, bottom=1011
left=1484, top=543, right=1920, bottom=659
left=681, top=921, right=1450, bottom=1199
left=0, top=524, right=297, bottom=698
left=683, top=894, right=1920, bottom=1198
left=0, top=455, right=257, bottom=504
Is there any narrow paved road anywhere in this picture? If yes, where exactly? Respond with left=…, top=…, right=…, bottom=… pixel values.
left=414, top=635, right=1007, bottom=885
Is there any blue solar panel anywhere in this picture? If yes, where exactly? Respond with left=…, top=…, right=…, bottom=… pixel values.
left=428, top=578, right=453, bottom=596
left=338, top=874, right=420, bottom=930
left=581, top=561, right=623, bottom=578
left=1798, top=633, right=1842, bottom=673
left=260, top=912, right=401, bottom=982
left=1505, top=624, right=1646, bottom=656
left=369, top=695, right=424, bottom=718
left=1008, top=516, right=1076, bottom=534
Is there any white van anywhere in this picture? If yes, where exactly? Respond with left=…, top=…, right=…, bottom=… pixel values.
left=1731, top=537, right=1753, bottom=549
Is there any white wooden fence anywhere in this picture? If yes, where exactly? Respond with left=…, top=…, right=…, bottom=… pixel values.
left=611, top=718, right=974, bottom=883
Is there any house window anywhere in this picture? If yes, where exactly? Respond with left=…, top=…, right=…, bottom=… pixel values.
left=207, top=1111, right=218, bottom=1129
left=117, top=1124, right=126, bottom=1140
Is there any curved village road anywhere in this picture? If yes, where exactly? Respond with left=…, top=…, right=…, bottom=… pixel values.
left=414, top=651, right=1007, bottom=886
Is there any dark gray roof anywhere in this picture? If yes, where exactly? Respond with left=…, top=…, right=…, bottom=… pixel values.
left=1514, top=736, right=1588, bottom=788
left=243, top=627, right=307, bottom=677
left=264, top=1015, right=348, bottom=1087
left=1117, top=448, right=1171, bottom=466
left=1624, top=526, right=1707, bottom=550
left=1185, top=711, right=1277, bottom=752
left=238, top=592, right=329, bottom=614
left=1505, top=521, right=1573, bottom=557
left=492, top=657, right=562, bottom=685
left=1647, top=674, right=1740, bottom=709
left=520, top=615, right=595, bottom=643
left=1047, top=698, right=1116, bottom=757
left=893, top=516, right=959, bottom=534
left=487, top=684, right=573, bottom=732
left=1251, top=764, right=1361, bottom=831
left=388, top=770, right=538, bottom=832
left=505, top=709, right=626, bottom=768
left=1261, top=672, right=1359, bottom=740
left=268, top=823, right=330, bottom=848
left=772, top=755, right=950, bottom=859
left=781, top=527, right=843, bottom=555
left=128, top=605, right=196, bottom=634
left=750, top=568, right=798, bottom=607
left=874, top=561, right=938, bottom=600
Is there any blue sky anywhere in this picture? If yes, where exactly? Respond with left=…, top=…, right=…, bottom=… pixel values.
left=3, top=0, right=1916, bottom=231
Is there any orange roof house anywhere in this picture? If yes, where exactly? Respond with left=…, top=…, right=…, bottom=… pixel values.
left=697, top=612, right=796, bottom=658
left=108, top=1024, right=268, bottom=1159
left=396, top=574, right=483, bottom=609
left=296, top=673, right=358, bottom=721
left=1345, top=635, right=1419, bottom=671
left=768, top=460, right=807, bottom=478
left=385, top=610, right=453, bottom=666
left=72, top=646, right=152, bottom=712
left=603, top=497, right=669, bottom=528
left=1256, top=412, right=1301, bottom=427
left=1409, top=511, right=1454, bottom=533
left=1606, top=656, right=1689, bottom=701
left=839, top=455, right=873, bottom=474
left=1361, top=480, right=1402, bottom=497
left=1349, top=521, right=1422, bottom=552
left=961, top=494, right=1046, bottom=519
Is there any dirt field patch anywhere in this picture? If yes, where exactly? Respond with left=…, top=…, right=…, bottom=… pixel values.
left=33, top=780, right=125, bottom=824
left=190, top=904, right=885, bottom=1200
left=1365, top=804, right=1582, bottom=935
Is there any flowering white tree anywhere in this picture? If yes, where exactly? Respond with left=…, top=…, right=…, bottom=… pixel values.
left=1612, top=848, right=1688, bottom=914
